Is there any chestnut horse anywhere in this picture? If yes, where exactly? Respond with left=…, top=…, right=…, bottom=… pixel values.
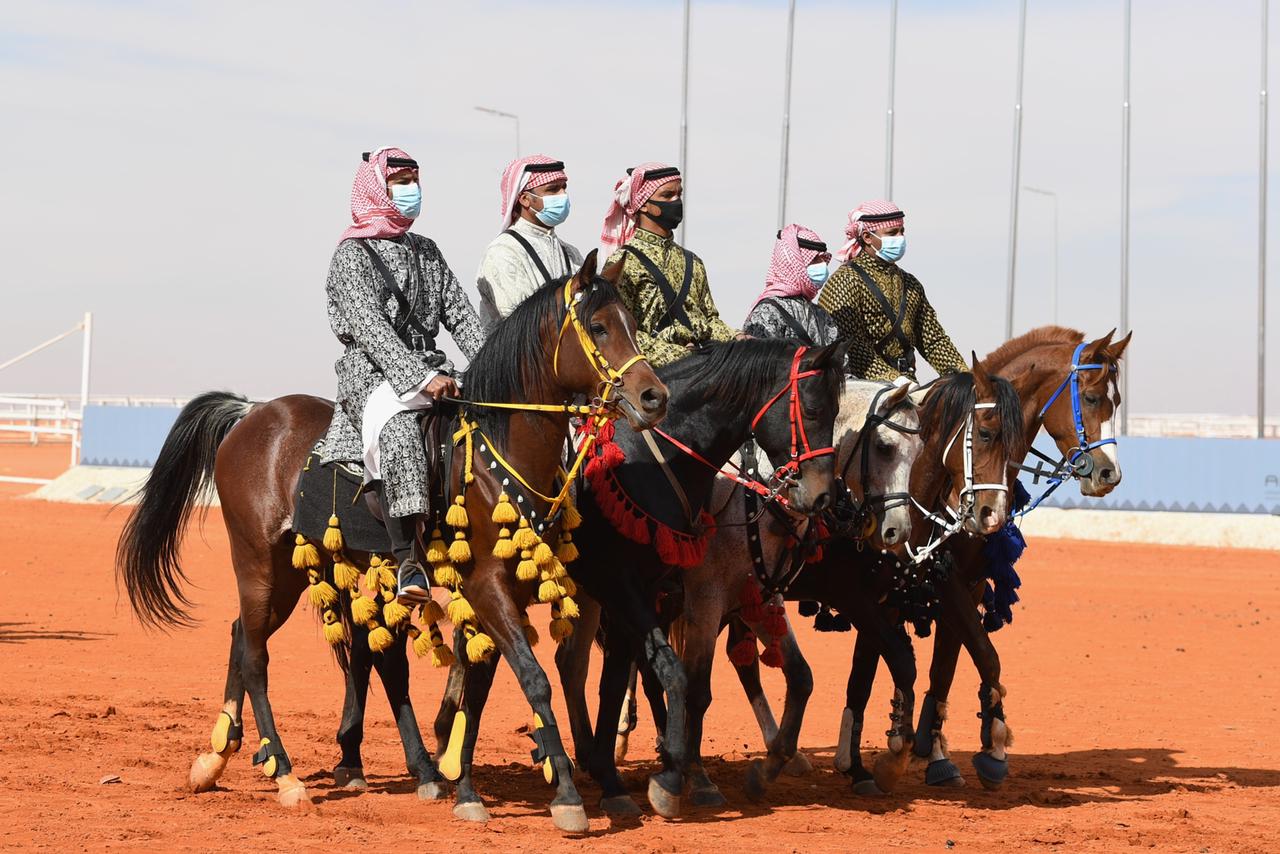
left=116, top=254, right=667, bottom=832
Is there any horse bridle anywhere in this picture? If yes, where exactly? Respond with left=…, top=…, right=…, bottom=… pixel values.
left=906, top=399, right=1010, bottom=566
left=551, top=281, right=650, bottom=411
left=833, top=383, right=919, bottom=541
left=1012, top=341, right=1117, bottom=516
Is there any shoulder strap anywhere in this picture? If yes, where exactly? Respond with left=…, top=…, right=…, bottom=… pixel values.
left=622, top=245, right=695, bottom=332
left=851, top=265, right=914, bottom=373
left=760, top=298, right=817, bottom=346
left=502, top=228, right=555, bottom=285
left=357, top=240, right=434, bottom=343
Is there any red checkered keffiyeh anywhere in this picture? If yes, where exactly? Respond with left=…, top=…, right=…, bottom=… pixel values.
left=498, top=154, right=568, bottom=230
left=837, top=199, right=905, bottom=261
left=339, top=146, right=417, bottom=243
left=600, top=161, right=682, bottom=255
left=749, top=223, right=832, bottom=313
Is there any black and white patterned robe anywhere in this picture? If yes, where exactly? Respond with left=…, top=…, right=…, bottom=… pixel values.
left=321, top=234, right=484, bottom=518
left=742, top=295, right=839, bottom=347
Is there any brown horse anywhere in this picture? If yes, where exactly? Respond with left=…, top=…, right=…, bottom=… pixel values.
left=116, top=254, right=667, bottom=832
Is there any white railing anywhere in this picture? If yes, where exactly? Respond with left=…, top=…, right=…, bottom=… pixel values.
left=1126, top=414, right=1280, bottom=439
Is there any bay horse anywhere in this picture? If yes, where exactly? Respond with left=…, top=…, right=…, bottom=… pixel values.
left=116, top=253, right=667, bottom=832
left=437, top=338, right=848, bottom=821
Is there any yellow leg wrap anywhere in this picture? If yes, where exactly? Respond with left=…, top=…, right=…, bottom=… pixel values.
left=259, top=738, right=277, bottom=778
left=533, top=712, right=555, bottom=784
left=210, top=711, right=240, bottom=755
left=438, top=711, right=467, bottom=781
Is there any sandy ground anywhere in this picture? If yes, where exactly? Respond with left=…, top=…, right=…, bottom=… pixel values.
left=1, top=443, right=1278, bottom=852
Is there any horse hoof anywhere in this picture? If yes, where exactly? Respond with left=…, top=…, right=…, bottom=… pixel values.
left=783, top=751, right=814, bottom=777
left=743, top=759, right=768, bottom=802
left=600, top=794, right=643, bottom=816
left=690, top=784, right=727, bottom=808
left=188, top=752, right=227, bottom=793
left=647, top=776, right=681, bottom=819
left=453, top=801, right=490, bottom=823
left=417, top=781, right=448, bottom=800
left=924, top=759, right=965, bottom=787
left=550, top=803, right=590, bottom=834
left=971, top=752, right=1008, bottom=790
left=333, top=766, right=367, bottom=790
left=277, top=776, right=311, bottom=809
left=614, top=732, right=630, bottom=765
left=872, top=749, right=910, bottom=794
left=852, top=778, right=886, bottom=797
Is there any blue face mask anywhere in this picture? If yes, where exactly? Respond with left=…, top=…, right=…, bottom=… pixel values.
left=534, top=191, right=571, bottom=227
left=390, top=183, right=421, bottom=219
left=806, top=262, right=830, bottom=286
left=874, top=233, right=906, bottom=263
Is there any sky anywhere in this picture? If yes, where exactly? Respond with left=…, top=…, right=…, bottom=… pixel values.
left=0, top=0, right=1276, bottom=417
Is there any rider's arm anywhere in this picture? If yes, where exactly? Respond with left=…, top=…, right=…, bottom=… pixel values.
left=429, top=241, right=486, bottom=364
left=691, top=258, right=738, bottom=343
left=817, top=265, right=878, bottom=378
left=910, top=276, right=967, bottom=376
left=607, top=247, right=692, bottom=367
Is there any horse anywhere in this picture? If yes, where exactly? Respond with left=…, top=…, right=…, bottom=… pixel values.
left=433, top=338, right=847, bottom=821
left=116, top=253, right=667, bottom=832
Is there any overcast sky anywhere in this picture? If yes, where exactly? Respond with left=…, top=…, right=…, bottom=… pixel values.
left=1, top=0, right=1276, bottom=416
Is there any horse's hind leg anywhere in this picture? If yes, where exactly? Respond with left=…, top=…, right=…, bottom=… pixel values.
left=589, top=629, right=643, bottom=817
left=837, top=628, right=883, bottom=795
left=868, top=621, right=917, bottom=795
left=433, top=628, right=466, bottom=758
left=742, top=616, right=814, bottom=800
left=555, top=592, right=600, bottom=769
left=333, top=624, right=374, bottom=790
left=372, top=630, right=446, bottom=799
left=189, top=619, right=247, bottom=793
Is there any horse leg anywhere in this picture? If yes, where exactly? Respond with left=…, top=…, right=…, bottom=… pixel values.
left=188, top=618, right=247, bottom=793
left=589, top=630, right=643, bottom=816
left=444, top=649, right=498, bottom=823
left=333, top=623, right=374, bottom=790
left=868, top=621, right=917, bottom=795
left=638, top=659, right=667, bottom=752
left=678, top=602, right=728, bottom=808
left=433, top=625, right=466, bottom=758
left=743, top=616, right=814, bottom=800
left=642, top=625, right=689, bottom=819
left=835, top=627, right=883, bottom=796
left=555, top=592, right=600, bottom=769
left=913, top=618, right=966, bottom=787
left=614, top=666, right=640, bottom=764
left=371, top=629, right=447, bottom=800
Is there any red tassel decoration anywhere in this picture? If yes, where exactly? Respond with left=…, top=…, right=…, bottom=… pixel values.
left=728, top=634, right=759, bottom=666
left=809, top=544, right=825, bottom=563
left=739, top=582, right=766, bottom=623
left=763, top=604, right=789, bottom=639
left=655, top=524, right=680, bottom=566
left=760, top=638, right=785, bottom=669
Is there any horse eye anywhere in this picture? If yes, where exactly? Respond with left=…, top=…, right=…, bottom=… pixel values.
left=978, top=428, right=994, bottom=442
left=590, top=323, right=607, bottom=337
left=1084, top=393, right=1100, bottom=406
left=876, top=440, right=894, bottom=456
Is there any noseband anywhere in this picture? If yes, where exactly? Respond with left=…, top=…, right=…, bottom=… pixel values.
left=748, top=347, right=836, bottom=489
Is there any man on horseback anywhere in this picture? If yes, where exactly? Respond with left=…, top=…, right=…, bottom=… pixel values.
left=475, top=154, right=583, bottom=326
left=321, top=147, right=485, bottom=604
left=600, top=162, right=739, bottom=366
left=817, top=199, right=966, bottom=383
left=743, top=223, right=839, bottom=346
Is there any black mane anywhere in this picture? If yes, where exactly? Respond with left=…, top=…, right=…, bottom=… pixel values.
left=658, top=338, right=805, bottom=412
left=462, top=274, right=620, bottom=444
left=920, top=372, right=1026, bottom=460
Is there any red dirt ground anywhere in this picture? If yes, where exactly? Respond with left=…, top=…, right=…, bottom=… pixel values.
left=1, top=443, right=1277, bottom=852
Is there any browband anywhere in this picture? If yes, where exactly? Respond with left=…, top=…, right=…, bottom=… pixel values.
left=775, top=230, right=828, bottom=253
left=525, top=161, right=565, bottom=173
left=626, top=165, right=681, bottom=181
left=362, top=152, right=419, bottom=169
left=857, top=210, right=904, bottom=224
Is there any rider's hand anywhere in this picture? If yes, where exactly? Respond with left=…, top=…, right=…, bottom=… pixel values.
left=735, top=332, right=752, bottom=340
left=425, top=374, right=457, bottom=400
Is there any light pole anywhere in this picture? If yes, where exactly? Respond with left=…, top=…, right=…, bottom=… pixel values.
left=1023, top=186, right=1059, bottom=324
left=1004, top=0, right=1028, bottom=340
left=1259, top=0, right=1270, bottom=439
left=679, top=0, right=691, bottom=244
left=474, top=106, right=520, bottom=160
left=777, top=0, right=797, bottom=229
left=885, top=0, right=899, bottom=199
left=1119, top=0, right=1131, bottom=435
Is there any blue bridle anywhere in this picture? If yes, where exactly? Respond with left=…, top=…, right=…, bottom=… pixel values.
left=1013, top=341, right=1117, bottom=516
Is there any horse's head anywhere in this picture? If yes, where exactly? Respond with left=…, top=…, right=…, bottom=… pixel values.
left=554, top=250, right=668, bottom=430
left=751, top=340, right=848, bottom=516
left=1037, top=330, right=1131, bottom=497
left=918, top=358, right=1027, bottom=535
left=835, top=381, right=922, bottom=552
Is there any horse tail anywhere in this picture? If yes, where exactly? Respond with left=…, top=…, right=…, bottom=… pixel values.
left=115, top=391, right=253, bottom=629
left=668, top=616, right=686, bottom=658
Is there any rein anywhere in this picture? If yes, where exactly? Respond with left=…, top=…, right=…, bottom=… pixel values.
left=1011, top=341, right=1117, bottom=517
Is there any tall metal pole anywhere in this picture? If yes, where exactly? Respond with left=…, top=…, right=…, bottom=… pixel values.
left=1260, top=0, right=1270, bottom=438
left=777, top=0, right=797, bottom=229
left=1024, top=186, right=1058, bottom=324
left=77, top=311, right=92, bottom=466
left=1004, top=0, right=1028, bottom=340
left=885, top=0, right=899, bottom=199
left=1120, top=0, right=1132, bottom=435
left=679, top=0, right=691, bottom=244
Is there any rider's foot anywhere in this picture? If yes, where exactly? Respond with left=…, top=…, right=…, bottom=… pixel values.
left=396, top=559, right=430, bottom=605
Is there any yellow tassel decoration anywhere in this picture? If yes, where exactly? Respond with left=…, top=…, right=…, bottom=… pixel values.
left=378, top=565, right=398, bottom=591
left=445, top=495, right=469, bottom=529
left=429, top=623, right=456, bottom=668
left=306, top=570, right=339, bottom=609
left=538, top=578, right=561, bottom=604
left=521, top=613, right=539, bottom=647
left=368, top=624, right=394, bottom=653
left=465, top=628, right=496, bottom=663
left=492, top=492, right=519, bottom=525
left=332, top=556, right=360, bottom=591
left=351, top=593, right=379, bottom=624
left=322, top=607, right=345, bottom=645
left=292, top=534, right=322, bottom=570
left=434, top=563, right=461, bottom=588
left=561, top=499, right=582, bottom=531
left=560, top=595, right=581, bottom=620
left=383, top=600, right=411, bottom=628
left=426, top=529, right=449, bottom=565
left=513, top=518, right=538, bottom=550
left=532, top=541, right=555, bottom=568
left=422, top=599, right=445, bottom=625
left=549, top=602, right=574, bottom=642
left=364, top=565, right=380, bottom=592
left=448, top=532, right=472, bottom=565
left=446, top=591, right=476, bottom=626
left=557, top=534, right=579, bottom=564
left=517, top=549, right=540, bottom=582
left=493, top=528, right=517, bottom=560
left=322, top=514, right=344, bottom=554
left=410, top=625, right=432, bottom=658
left=558, top=576, right=578, bottom=599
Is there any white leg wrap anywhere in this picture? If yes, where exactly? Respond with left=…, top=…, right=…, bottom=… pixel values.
left=834, top=707, right=855, bottom=772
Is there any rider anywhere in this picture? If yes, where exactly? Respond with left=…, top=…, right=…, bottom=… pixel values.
left=601, top=162, right=739, bottom=366
left=817, top=199, right=966, bottom=383
left=742, top=223, right=839, bottom=346
left=475, top=154, right=583, bottom=326
left=321, top=147, right=485, bottom=604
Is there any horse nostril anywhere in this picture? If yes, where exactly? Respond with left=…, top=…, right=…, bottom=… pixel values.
left=812, top=492, right=830, bottom=512
left=1099, top=467, right=1115, bottom=483
left=641, top=387, right=667, bottom=413
left=883, top=526, right=898, bottom=544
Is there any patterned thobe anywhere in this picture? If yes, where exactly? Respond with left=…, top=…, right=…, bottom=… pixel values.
left=743, top=295, right=839, bottom=347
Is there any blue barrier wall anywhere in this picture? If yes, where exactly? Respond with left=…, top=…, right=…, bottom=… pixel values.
left=80, top=405, right=182, bottom=467
left=1032, top=436, right=1280, bottom=514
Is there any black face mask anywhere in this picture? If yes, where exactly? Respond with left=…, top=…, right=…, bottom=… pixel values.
left=646, top=198, right=684, bottom=231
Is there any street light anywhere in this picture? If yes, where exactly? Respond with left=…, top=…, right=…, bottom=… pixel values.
left=1023, top=186, right=1059, bottom=325
left=776, top=0, right=797, bottom=229
left=1004, top=0, right=1028, bottom=340
left=679, top=0, right=691, bottom=244
left=474, top=106, right=520, bottom=160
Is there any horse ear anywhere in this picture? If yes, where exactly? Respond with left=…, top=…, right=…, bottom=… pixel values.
left=801, top=339, right=849, bottom=372
left=1082, top=329, right=1116, bottom=363
left=572, top=249, right=599, bottom=294
left=1108, top=330, right=1133, bottom=361
left=601, top=256, right=625, bottom=285
left=971, top=351, right=994, bottom=399
left=1004, top=362, right=1038, bottom=402
left=882, top=382, right=912, bottom=411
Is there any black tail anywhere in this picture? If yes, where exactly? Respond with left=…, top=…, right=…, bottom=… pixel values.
left=115, top=391, right=253, bottom=629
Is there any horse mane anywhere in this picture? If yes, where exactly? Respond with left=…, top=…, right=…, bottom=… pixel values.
left=462, top=274, right=620, bottom=445
left=658, top=338, right=808, bottom=412
left=982, top=325, right=1084, bottom=372
left=920, top=372, right=1026, bottom=460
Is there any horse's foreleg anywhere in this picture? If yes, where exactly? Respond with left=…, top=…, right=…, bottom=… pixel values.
left=189, top=619, right=247, bottom=793
left=589, top=630, right=643, bottom=817
left=638, top=659, right=666, bottom=750
left=555, top=592, right=600, bottom=769
left=914, top=618, right=966, bottom=787
left=433, top=626, right=466, bottom=758
left=836, top=626, right=882, bottom=795
left=372, top=630, right=446, bottom=799
left=677, top=601, right=728, bottom=809
left=869, top=621, right=917, bottom=794
left=643, top=625, right=688, bottom=819
left=333, top=623, right=374, bottom=790
left=444, top=649, right=498, bottom=824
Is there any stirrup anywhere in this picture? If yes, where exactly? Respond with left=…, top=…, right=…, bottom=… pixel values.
left=396, top=559, right=430, bottom=605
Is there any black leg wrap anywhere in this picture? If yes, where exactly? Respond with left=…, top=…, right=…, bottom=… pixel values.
left=925, top=758, right=965, bottom=787
left=529, top=723, right=570, bottom=786
left=913, top=695, right=940, bottom=759
left=227, top=722, right=244, bottom=743
left=972, top=683, right=1009, bottom=788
